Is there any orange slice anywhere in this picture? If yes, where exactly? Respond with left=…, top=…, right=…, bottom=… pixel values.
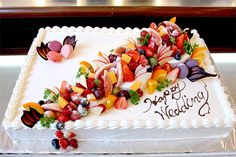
left=23, top=102, right=45, bottom=114
left=169, top=17, right=176, bottom=23
left=80, top=61, right=94, bottom=73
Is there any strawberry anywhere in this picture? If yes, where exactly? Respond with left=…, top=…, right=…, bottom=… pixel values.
left=55, top=130, right=64, bottom=139
left=62, top=105, right=72, bottom=116
left=176, top=34, right=189, bottom=55
left=138, top=55, right=149, bottom=66
left=128, top=60, right=138, bottom=72
left=82, top=89, right=92, bottom=97
left=171, top=45, right=178, bottom=57
left=70, top=110, right=81, bottom=121
left=140, top=30, right=149, bottom=37
left=59, top=138, right=69, bottom=149
left=163, top=63, right=172, bottom=72
left=69, top=101, right=77, bottom=110
left=137, top=45, right=148, bottom=53
left=162, top=34, right=171, bottom=46
left=122, top=64, right=135, bottom=82
left=76, top=83, right=86, bottom=89
left=95, top=104, right=106, bottom=113
left=60, top=81, right=71, bottom=101
left=166, top=68, right=180, bottom=83
left=149, top=22, right=158, bottom=30
left=126, top=50, right=140, bottom=62
left=145, top=48, right=154, bottom=57
left=86, top=78, right=95, bottom=89
left=153, top=65, right=162, bottom=71
left=57, top=114, right=70, bottom=123
left=69, top=139, right=78, bottom=148
left=137, top=88, right=144, bottom=97
left=64, top=131, right=76, bottom=139
left=148, top=36, right=158, bottom=53
left=70, top=92, right=80, bottom=105
left=114, top=97, right=128, bottom=109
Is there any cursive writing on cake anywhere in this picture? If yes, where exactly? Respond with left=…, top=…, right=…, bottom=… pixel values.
left=143, top=81, right=210, bottom=120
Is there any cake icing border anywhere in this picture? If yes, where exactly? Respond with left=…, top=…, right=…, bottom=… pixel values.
left=2, top=26, right=235, bottom=130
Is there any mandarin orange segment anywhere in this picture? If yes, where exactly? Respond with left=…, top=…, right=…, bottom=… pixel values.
left=80, top=61, right=94, bottom=73
left=169, top=17, right=176, bottom=23
left=23, top=102, right=45, bottom=114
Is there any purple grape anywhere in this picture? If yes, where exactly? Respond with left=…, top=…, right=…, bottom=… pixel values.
left=176, top=63, right=189, bottom=79
left=93, top=89, right=105, bottom=99
left=117, top=90, right=130, bottom=99
left=185, top=59, right=198, bottom=68
left=108, top=54, right=117, bottom=63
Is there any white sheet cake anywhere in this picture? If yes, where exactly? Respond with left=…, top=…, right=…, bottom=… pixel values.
left=2, top=18, right=235, bottom=153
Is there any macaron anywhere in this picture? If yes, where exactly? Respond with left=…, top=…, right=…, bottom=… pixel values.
left=48, top=40, right=62, bottom=52
left=47, top=51, right=63, bottom=62
left=60, top=44, right=73, bottom=59
left=176, top=63, right=189, bottom=79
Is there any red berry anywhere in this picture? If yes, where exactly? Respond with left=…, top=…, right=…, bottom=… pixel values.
left=122, top=64, right=135, bottom=82
left=128, top=60, right=138, bottom=72
left=137, top=89, right=144, bottom=97
left=171, top=45, right=178, bottom=57
left=148, top=36, right=158, bottom=53
left=55, top=130, right=64, bottom=139
left=57, top=114, right=70, bottom=123
left=70, top=110, right=81, bottom=121
left=138, top=55, right=149, bottom=66
left=59, top=138, right=69, bottom=149
left=69, top=139, right=78, bottom=148
left=86, top=78, right=95, bottom=89
left=126, top=50, right=140, bottom=62
left=149, top=22, right=158, bottom=30
left=62, top=105, right=72, bottom=116
left=145, top=48, right=154, bottom=57
left=97, top=78, right=104, bottom=90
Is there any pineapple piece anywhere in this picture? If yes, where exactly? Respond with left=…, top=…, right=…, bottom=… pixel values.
left=58, top=96, right=68, bottom=108
left=106, top=95, right=117, bottom=109
left=87, top=93, right=96, bottom=102
left=122, top=54, right=132, bottom=64
left=130, top=81, right=141, bottom=91
left=108, top=71, right=117, bottom=84
left=72, top=86, right=84, bottom=95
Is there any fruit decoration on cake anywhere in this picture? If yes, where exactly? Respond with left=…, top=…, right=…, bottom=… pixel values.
left=36, top=35, right=77, bottom=62
left=20, top=17, right=217, bottom=150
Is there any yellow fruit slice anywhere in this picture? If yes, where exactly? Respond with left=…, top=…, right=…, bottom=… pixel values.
left=109, top=71, right=117, bottom=84
left=23, top=102, right=45, bottom=114
left=106, top=95, right=117, bottom=109
left=88, top=72, right=95, bottom=79
left=191, top=47, right=207, bottom=58
left=87, top=93, right=96, bottom=102
left=169, top=17, right=176, bottom=23
left=130, top=80, right=141, bottom=91
left=72, top=86, right=84, bottom=95
left=80, top=61, right=94, bottom=73
left=122, top=54, right=132, bottom=64
left=58, top=96, right=68, bottom=108
left=147, top=79, right=158, bottom=94
left=152, top=69, right=167, bottom=82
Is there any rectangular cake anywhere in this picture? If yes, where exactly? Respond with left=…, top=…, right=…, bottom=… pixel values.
left=2, top=18, right=235, bottom=153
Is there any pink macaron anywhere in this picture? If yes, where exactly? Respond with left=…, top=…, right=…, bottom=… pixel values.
left=48, top=40, right=62, bottom=52
left=47, top=51, right=63, bottom=62
left=60, top=44, right=73, bottom=59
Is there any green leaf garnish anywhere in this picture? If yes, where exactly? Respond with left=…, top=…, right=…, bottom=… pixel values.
left=129, top=90, right=140, bottom=105
left=76, top=67, right=84, bottom=79
left=156, top=79, right=172, bottom=92
left=40, top=116, right=55, bottom=128
left=170, top=36, right=176, bottom=44
left=137, top=33, right=151, bottom=46
left=148, top=57, right=158, bottom=67
left=43, top=89, right=59, bottom=102
left=112, top=87, right=120, bottom=95
left=184, top=40, right=198, bottom=55
left=110, top=49, right=114, bottom=52
left=94, top=78, right=101, bottom=86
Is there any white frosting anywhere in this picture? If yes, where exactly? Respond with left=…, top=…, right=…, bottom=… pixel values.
left=2, top=26, right=235, bottom=138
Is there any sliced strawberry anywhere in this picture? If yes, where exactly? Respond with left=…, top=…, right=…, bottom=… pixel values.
left=128, top=60, right=138, bottom=72
left=70, top=110, right=81, bottom=121
left=163, top=63, right=172, bottom=72
left=86, top=78, right=95, bottom=89
left=166, top=68, right=180, bottom=83
left=114, top=97, right=128, bottom=109
left=55, top=130, right=64, bottom=139
left=171, top=45, right=178, bottom=57
left=82, top=89, right=92, bottom=97
left=137, top=45, right=148, bottom=52
left=76, top=83, right=86, bottom=89
left=60, top=81, right=71, bottom=101
left=70, top=92, right=80, bottom=105
left=126, top=50, right=140, bottom=62
left=148, top=36, right=158, bottom=53
left=69, top=101, right=77, bottom=110
left=59, top=138, right=69, bottom=149
left=145, top=48, right=154, bottom=58
left=64, top=131, right=76, bottom=139
left=69, top=139, right=78, bottom=148
left=62, top=105, right=72, bottom=116
left=149, top=22, right=158, bottom=30
left=175, top=34, right=189, bottom=55
left=93, top=104, right=106, bottom=113
left=57, top=114, right=70, bottom=122
left=122, top=64, right=135, bottom=82
left=138, top=55, right=149, bottom=66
